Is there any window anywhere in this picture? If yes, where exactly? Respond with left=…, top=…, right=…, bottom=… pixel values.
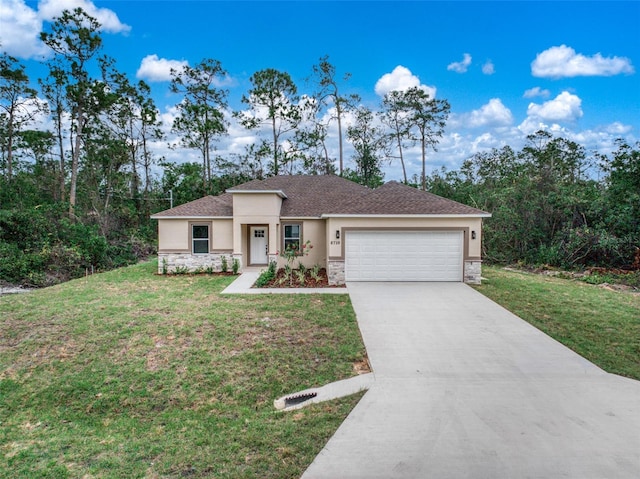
left=283, top=224, right=301, bottom=252
left=192, top=224, right=209, bottom=254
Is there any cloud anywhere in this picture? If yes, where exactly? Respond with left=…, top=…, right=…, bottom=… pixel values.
left=374, top=65, right=437, bottom=98
left=482, top=60, right=495, bottom=75
left=531, top=45, right=634, bottom=78
left=523, top=87, right=551, bottom=99
left=467, top=99, right=513, bottom=128
left=136, top=55, right=188, bottom=82
left=0, top=0, right=48, bottom=58
left=447, top=53, right=472, bottom=73
left=38, top=0, right=131, bottom=33
left=0, top=0, right=130, bottom=59
left=451, top=99, right=513, bottom=129
left=527, top=91, right=583, bottom=122
left=604, top=122, right=632, bottom=135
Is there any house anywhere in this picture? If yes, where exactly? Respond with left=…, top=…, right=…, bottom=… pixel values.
left=151, top=175, right=491, bottom=284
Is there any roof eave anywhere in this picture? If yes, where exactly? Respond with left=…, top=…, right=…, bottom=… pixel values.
left=150, top=215, right=234, bottom=220
left=320, top=213, right=492, bottom=219
left=225, top=189, right=287, bottom=199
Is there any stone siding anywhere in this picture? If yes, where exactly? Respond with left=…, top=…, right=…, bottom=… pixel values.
left=158, top=252, right=234, bottom=274
left=464, top=260, right=482, bottom=284
left=328, top=260, right=345, bottom=286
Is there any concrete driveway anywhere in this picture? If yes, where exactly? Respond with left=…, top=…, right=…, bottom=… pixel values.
left=302, top=282, right=640, bottom=479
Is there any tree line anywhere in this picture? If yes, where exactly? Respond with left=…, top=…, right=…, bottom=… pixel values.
left=1, top=7, right=638, bottom=286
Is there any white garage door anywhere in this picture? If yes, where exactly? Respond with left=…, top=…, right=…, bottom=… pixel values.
left=345, top=231, right=463, bottom=282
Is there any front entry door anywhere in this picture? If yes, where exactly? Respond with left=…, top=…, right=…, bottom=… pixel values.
left=250, top=226, right=268, bottom=265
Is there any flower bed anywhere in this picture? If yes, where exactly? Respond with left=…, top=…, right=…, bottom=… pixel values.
left=254, top=267, right=345, bottom=288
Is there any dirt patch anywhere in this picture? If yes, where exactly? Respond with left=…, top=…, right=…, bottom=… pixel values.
left=353, top=357, right=371, bottom=375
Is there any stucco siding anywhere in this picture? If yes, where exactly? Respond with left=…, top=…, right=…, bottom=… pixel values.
left=274, top=219, right=326, bottom=269
left=158, top=219, right=189, bottom=251
left=326, top=216, right=483, bottom=260
left=212, top=219, right=233, bottom=250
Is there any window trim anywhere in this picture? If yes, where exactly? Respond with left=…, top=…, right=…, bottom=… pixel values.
left=282, top=222, right=303, bottom=255
left=190, top=222, right=211, bottom=255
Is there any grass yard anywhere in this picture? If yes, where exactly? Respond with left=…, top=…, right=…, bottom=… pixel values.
left=474, top=266, right=640, bottom=381
left=0, top=260, right=366, bottom=479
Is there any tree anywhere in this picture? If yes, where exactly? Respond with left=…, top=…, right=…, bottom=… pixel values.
left=380, top=89, right=413, bottom=183
left=308, top=55, right=360, bottom=175
left=346, top=106, right=387, bottom=188
left=170, top=58, right=228, bottom=195
left=600, top=140, right=640, bottom=238
left=39, top=63, right=69, bottom=202
left=237, top=68, right=302, bottom=175
left=402, top=87, right=450, bottom=190
left=101, top=65, right=163, bottom=220
left=40, top=7, right=104, bottom=216
left=0, top=53, right=45, bottom=181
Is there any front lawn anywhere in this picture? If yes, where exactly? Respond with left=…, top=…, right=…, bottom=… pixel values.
left=0, top=260, right=366, bottom=479
left=474, top=266, right=640, bottom=380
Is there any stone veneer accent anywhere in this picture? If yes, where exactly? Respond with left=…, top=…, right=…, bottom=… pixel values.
left=328, top=260, right=345, bottom=286
left=327, top=259, right=482, bottom=285
left=464, top=260, right=482, bottom=284
left=158, top=252, right=234, bottom=274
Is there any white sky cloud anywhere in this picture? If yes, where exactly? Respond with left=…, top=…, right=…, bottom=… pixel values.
left=38, top=0, right=131, bottom=33
left=136, top=55, right=188, bottom=82
left=449, top=99, right=513, bottom=129
left=0, top=0, right=48, bottom=58
left=0, top=0, right=130, bottom=59
left=531, top=45, right=634, bottom=78
left=467, top=99, right=513, bottom=128
left=374, top=65, right=437, bottom=98
left=447, top=53, right=472, bottom=73
left=527, top=91, right=583, bottom=122
left=523, top=87, right=551, bottom=99
left=482, top=60, right=495, bottom=75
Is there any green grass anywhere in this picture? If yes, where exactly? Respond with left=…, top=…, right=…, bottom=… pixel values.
left=0, top=260, right=366, bottom=479
left=474, top=266, right=640, bottom=380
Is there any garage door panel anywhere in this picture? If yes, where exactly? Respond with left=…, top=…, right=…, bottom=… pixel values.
left=345, top=231, right=463, bottom=282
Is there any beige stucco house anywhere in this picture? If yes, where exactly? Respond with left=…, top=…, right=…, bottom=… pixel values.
left=151, top=175, right=491, bottom=284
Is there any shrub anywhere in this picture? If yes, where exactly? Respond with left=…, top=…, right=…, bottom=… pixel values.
left=221, top=255, right=228, bottom=273
left=232, top=258, right=240, bottom=275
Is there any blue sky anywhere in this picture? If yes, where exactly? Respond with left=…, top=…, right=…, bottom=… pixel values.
left=2, top=0, right=639, bottom=181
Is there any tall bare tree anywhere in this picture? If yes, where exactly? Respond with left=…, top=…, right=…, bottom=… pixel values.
left=40, top=7, right=104, bottom=215
left=170, top=59, right=228, bottom=194
left=0, top=53, right=45, bottom=180
left=402, top=87, right=450, bottom=190
left=308, top=55, right=360, bottom=175
left=237, top=68, right=301, bottom=175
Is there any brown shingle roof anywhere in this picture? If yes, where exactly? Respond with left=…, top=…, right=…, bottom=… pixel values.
left=340, top=181, right=488, bottom=215
left=152, top=176, right=489, bottom=218
left=151, top=193, right=233, bottom=217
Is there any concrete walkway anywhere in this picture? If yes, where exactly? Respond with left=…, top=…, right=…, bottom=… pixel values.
left=302, top=282, right=640, bottom=479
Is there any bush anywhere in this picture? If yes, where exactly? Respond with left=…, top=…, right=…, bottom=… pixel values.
left=255, top=261, right=277, bottom=287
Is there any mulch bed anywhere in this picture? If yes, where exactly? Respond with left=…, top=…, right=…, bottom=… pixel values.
left=257, top=268, right=345, bottom=288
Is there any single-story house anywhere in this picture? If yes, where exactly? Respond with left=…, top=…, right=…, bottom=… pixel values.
left=151, top=175, right=491, bottom=284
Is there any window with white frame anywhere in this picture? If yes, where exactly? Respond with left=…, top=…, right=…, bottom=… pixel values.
left=192, top=224, right=210, bottom=254
left=283, top=223, right=301, bottom=252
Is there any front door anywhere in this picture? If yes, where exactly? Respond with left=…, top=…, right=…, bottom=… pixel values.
left=250, top=226, right=268, bottom=265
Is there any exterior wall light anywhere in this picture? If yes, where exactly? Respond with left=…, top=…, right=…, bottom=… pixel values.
left=471, top=230, right=477, bottom=240
left=336, top=230, right=340, bottom=239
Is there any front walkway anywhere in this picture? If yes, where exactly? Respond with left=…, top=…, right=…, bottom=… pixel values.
left=302, top=282, right=640, bottom=479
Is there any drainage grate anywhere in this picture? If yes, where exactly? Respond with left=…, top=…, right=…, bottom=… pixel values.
left=284, top=391, right=318, bottom=408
